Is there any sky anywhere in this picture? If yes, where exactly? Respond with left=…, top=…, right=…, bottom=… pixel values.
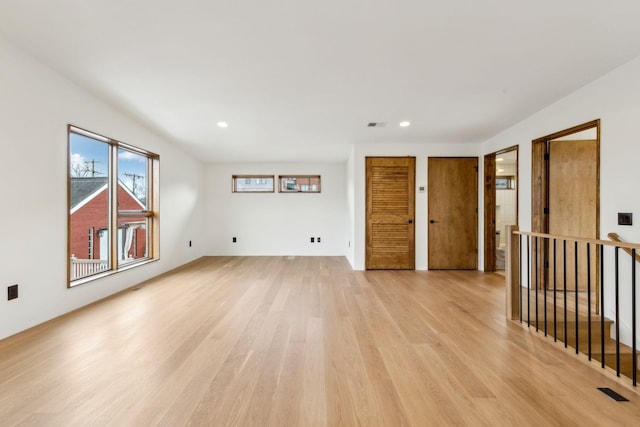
left=70, top=132, right=147, bottom=198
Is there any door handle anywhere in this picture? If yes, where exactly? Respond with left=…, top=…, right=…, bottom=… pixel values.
left=407, top=219, right=413, bottom=224
left=430, top=219, right=438, bottom=224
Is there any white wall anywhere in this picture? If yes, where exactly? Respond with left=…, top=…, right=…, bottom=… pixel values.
left=0, top=37, right=205, bottom=340
left=481, top=55, right=640, bottom=345
left=352, top=142, right=481, bottom=270
left=204, top=162, right=348, bottom=256
left=346, top=147, right=356, bottom=267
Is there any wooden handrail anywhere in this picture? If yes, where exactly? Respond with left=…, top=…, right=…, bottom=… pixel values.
left=608, top=232, right=640, bottom=263
left=514, top=230, right=640, bottom=250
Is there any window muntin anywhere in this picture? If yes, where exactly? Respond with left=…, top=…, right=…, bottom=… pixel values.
left=279, top=175, right=321, bottom=193
left=232, top=175, right=274, bottom=192
left=68, top=126, right=158, bottom=285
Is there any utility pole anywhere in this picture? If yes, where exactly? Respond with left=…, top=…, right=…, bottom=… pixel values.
left=123, top=172, right=144, bottom=196
left=89, top=159, right=102, bottom=177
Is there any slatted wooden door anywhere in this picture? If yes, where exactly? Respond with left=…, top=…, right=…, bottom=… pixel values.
left=365, top=157, right=415, bottom=269
left=428, top=157, right=478, bottom=269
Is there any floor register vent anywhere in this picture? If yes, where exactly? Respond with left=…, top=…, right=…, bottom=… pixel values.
left=597, top=387, right=629, bottom=402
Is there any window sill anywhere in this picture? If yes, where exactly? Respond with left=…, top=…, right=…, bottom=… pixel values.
left=69, top=257, right=159, bottom=288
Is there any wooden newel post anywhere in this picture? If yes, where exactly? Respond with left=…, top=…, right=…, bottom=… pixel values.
left=505, top=225, right=520, bottom=320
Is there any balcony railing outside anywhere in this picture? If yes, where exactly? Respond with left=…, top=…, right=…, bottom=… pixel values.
left=70, top=257, right=109, bottom=281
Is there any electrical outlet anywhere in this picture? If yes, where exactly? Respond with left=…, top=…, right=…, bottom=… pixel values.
left=232, top=237, right=237, bottom=243
left=317, top=237, right=321, bottom=243
left=8, top=284, right=18, bottom=301
left=310, top=237, right=315, bottom=243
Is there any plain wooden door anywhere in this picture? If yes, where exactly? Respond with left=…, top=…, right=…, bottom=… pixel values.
left=428, top=157, right=478, bottom=269
left=548, top=140, right=598, bottom=290
left=365, top=157, right=415, bottom=269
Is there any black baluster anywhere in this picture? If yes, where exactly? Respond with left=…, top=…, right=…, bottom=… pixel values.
left=632, top=248, right=637, bottom=386
left=544, top=237, right=548, bottom=336
left=519, top=235, right=523, bottom=323
left=575, top=240, right=579, bottom=354
left=615, top=247, right=620, bottom=377
left=563, top=239, right=567, bottom=348
left=535, top=236, right=539, bottom=332
left=527, top=236, right=531, bottom=327
left=601, top=245, right=605, bottom=369
left=554, top=239, right=557, bottom=342
left=587, top=243, right=592, bottom=360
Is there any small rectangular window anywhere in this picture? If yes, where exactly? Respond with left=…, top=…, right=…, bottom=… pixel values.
left=496, top=176, right=515, bottom=190
left=232, top=175, right=274, bottom=192
left=279, top=175, right=321, bottom=193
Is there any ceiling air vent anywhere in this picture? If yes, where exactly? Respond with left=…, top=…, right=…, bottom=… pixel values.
left=367, top=122, right=387, bottom=128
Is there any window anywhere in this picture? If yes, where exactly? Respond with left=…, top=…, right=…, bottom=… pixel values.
left=68, top=125, right=159, bottom=285
left=279, top=175, right=321, bottom=193
left=496, top=176, right=515, bottom=190
left=232, top=175, right=274, bottom=192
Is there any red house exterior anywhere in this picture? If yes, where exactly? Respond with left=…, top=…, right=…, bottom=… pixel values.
left=70, top=177, right=147, bottom=262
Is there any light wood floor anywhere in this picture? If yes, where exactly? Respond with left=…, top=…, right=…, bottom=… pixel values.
left=1, top=256, right=639, bottom=426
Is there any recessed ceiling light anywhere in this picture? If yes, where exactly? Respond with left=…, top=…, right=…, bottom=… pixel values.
left=399, top=121, right=410, bottom=127
left=496, top=157, right=504, bottom=162
left=498, top=169, right=505, bottom=172
left=217, top=122, right=228, bottom=128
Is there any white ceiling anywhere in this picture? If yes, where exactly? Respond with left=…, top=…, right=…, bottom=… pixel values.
left=2, top=1, right=640, bottom=163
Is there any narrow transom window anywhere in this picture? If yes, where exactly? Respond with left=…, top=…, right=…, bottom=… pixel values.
left=279, top=175, right=321, bottom=193
left=232, top=175, right=275, bottom=192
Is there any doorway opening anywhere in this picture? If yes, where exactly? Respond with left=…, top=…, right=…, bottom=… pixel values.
left=531, top=119, right=600, bottom=311
left=484, top=146, right=518, bottom=272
